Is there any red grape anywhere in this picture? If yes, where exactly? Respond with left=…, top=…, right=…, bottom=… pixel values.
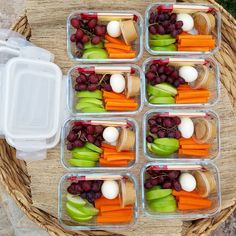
left=76, top=41, right=84, bottom=50
left=150, top=127, right=158, bottom=134
left=175, top=130, right=182, bottom=139
left=157, top=65, right=165, bottom=74
left=74, top=139, right=84, bottom=147
left=170, top=13, right=177, bottom=23
left=167, top=77, right=173, bottom=84
left=101, top=26, right=107, bottom=35
left=87, top=84, right=97, bottom=91
left=81, top=35, right=90, bottom=43
left=145, top=71, right=155, bottom=81
left=156, top=117, right=163, bottom=124
left=75, top=29, right=84, bottom=40
left=87, top=134, right=95, bottom=143
left=149, top=12, right=155, bottom=24
left=149, top=64, right=158, bottom=73
left=67, top=131, right=78, bottom=142
left=70, top=18, right=80, bottom=29
left=157, top=130, right=165, bottom=138
left=171, top=30, right=179, bottom=38
left=67, top=183, right=77, bottom=195
left=95, top=192, right=102, bottom=199
left=70, top=34, right=76, bottom=42
left=86, top=125, right=95, bottom=135
left=162, top=118, right=172, bottom=128
left=149, top=25, right=157, bottom=34
left=167, top=131, right=175, bottom=138
left=151, top=178, right=159, bottom=186
left=173, top=80, right=180, bottom=88
left=94, top=139, right=101, bottom=147
left=175, top=21, right=183, bottom=29
left=156, top=25, right=165, bottom=35
left=75, top=84, right=87, bottom=91
left=146, top=135, right=154, bottom=143
left=178, top=77, right=185, bottom=84
left=91, top=36, right=101, bottom=45
left=91, top=182, right=100, bottom=192
left=170, top=70, right=179, bottom=79
left=94, top=125, right=104, bottom=134
left=173, top=180, right=182, bottom=191
left=89, top=74, right=99, bottom=84
left=88, top=19, right=97, bottom=29
left=160, top=74, right=167, bottom=82
left=144, top=179, right=153, bottom=189
left=158, top=13, right=165, bottom=22
left=96, top=135, right=104, bottom=141
left=95, top=25, right=104, bottom=36
left=172, top=117, right=181, bottom=125
left=103, top=84, right=112, bottom=91
left=148, top=119, right=156, bottom=126
left=81, top=181, right=92, bottom=192
left=67, top=142, right=74, bottom=151
left=75, top=51, right=82, bottom=58
left=162, top=181, right=172, bottom=189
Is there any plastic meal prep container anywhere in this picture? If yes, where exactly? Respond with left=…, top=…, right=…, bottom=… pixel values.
left=58, top=173, right=138, bottom=230
left=0, top=30, right=65, bottom=161
left=141, top=162, right=221, bottom=219
left=61, top=117, right=139, bottom=171
left=67, top=64, right=144, bottom=116
left=145, top=3, right=221, bottom=55
left=143, top=56, right=220, bottom=108
left=67, top=10, right=143, bottom=63
left=143, top=109, right=220, bottom=161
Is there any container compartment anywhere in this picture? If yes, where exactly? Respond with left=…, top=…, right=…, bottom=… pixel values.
left=67, top=11, right=143, bottom=63
left=143, top=109, right=220, bottom=161
left=58, top=173, right=138, bottom=230
left=141, top=162, right=221, bottom=219
left=61, top=117, right=138, bottom=170
left=143, top=56, right=219, bottom=107
left=67, top=64, right=143, bottom=115
left=145, top=3, right=221, bottom=55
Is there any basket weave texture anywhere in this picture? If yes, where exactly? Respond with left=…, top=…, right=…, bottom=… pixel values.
left=0, top=0, right=236, bottom=235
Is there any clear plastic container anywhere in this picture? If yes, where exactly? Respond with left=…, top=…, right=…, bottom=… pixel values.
left=141, top=162, right=221, bottom=219
left=67, top=11, right=143, bottom=63
left=58, top=173, right=138, bottom=230
left=0, top=30, right=65, bottom=161
left=67, top=64, right=144, bottom=116
left=143, top=56, right=220, bottom=107
left=143, top=109, right=220, bottom=161
left=145, top=3, right=221, bottom=55
left=61, top=117, right=139, bottom=171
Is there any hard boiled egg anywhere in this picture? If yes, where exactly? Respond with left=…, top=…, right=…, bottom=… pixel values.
left=110, top=73, right=125, bottom=93
left=103, top=127, right=119, bottom=143
left=179, top=172, right=196, bottom=192
left=179, top=66, right=198, bottom=83
left=101, top=180, right=119, bottom=199
left=177, top=13, right=194, bottom=31
left=107, top=21, right=121, bottom=38
left=178, top=117, right=194, bottom=138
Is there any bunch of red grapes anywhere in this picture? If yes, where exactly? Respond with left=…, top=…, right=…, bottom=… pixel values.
left=148, top=12, right=183, bottom=38
left=66, top=123, right=104, bottom=150
left=146, top=115, right=182, bottom=142
left=67, top=180, right=103, bottom=204
left=70, top=17, right=107, bottom=58
left=144, top=168, right=182, bottom=191
left=146, top=63, right=186, bottom=88
left=74, top=73, right=113, bottom=92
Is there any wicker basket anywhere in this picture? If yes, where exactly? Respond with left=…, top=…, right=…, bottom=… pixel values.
left=0, top=0, right=236, bottom=235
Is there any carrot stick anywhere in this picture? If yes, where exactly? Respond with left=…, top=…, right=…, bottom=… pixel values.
left=178, top=149, right=209, bottom=157
left=179, top=138, right=197, bottom=145
left=106, top=48, right=135, bottom=54
left=105, top=34, right=126, bottom=45
left=181, top=144, right=211, bottom=150
left=105, top=43, right=132, bottom=51
left=177, top=85, right=192, bottom=90
left=99, top=158, right=129, bottom=166
left=177, top=90, right=210, bottom=99
left=105, top=106, right=137, bottom=111
left=172, top=190, right=202, bottom=198
left=97, top=215, right=132, bottom=223
left=105, top=153, right=135, bottom=161
left=178, top=196, right=212, bottom=208
left=178, top=39, right=215, bottom=47
left=105, top=101, right=138, bottom=108
left=103, top=149, right=134, bottom=155
left=95, top=197, right=121, bottom=209
left=178, top=47, right=211, bottom=52
left=103, top=91, right=126, bottom=99
left=101, top=143, right=116, bottom=150
left=178, top=203, right=211, bottom=210
left=100, top=205, right=132, bottom=213
left=175, top=97, right=209, bottom=104
left=104, top=98, right=137, bottom=103
left=99, top=209, right=133, bottom=218
left=108, top=52, right=136, bottom=59
left=177, top=35, right=213, bottom=40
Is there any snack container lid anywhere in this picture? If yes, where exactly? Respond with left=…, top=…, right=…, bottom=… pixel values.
left=0, top=30, right=64, bottom=161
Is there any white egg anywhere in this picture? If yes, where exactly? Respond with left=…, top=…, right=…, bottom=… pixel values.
left=103, top=127, right=119, bottom=143
left=101, top=180, right=119, bottom=199
left=179, top=66, right=198, bottom=83
left=107, top=21, right=121, bottom=38
left=178, top=117, right=194, bottom=138
left=179, top=173, right=196, bottom=192
left=110, top=73, right=125, bottom=93
left=177, top=13, right=194, bottom=31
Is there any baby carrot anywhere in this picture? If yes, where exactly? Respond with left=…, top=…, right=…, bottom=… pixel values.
left=101, top=143, right=116, bottom=149
left=178, top=39, right=215, bottom=47
left=177, top=85, right=192, bottom=91
left=105, top=153, right=135, bottom=161
left=99, top=209, right=133, bottom=218
left=177, top=35, right=213, bottom=40
left=178, top=47, right=211, bottom=52
left=105, top=101, right=138, bottom=108
left=99, top=158, right=129, bottom=167
left=172, top=190, right=202, bottom=198
left=178, top=203, right=211, bottom=210
left=105, top=106, right=137, bottom=111
left=179, top=138, right=197, bottom=145
left=175, top=96, right=209, bottom=104
left=103, top=91, right=126, bottom=99
left=177, top=90, right=210, bottom=99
